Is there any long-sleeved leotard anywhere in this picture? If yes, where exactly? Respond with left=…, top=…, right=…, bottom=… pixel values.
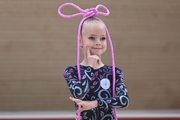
left=64, top=65, right=129, bottom=120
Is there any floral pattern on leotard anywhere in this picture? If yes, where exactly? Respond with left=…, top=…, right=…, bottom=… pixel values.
left=63, top=65, right=129, bottom=120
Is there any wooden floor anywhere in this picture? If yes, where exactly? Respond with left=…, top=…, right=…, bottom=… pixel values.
left=0, top=110, right=180, bottom=120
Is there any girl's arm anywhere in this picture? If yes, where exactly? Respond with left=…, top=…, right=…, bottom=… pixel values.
left=97, top=68, right=129, bottom=109
left=63, top=66, right=91, bottom=99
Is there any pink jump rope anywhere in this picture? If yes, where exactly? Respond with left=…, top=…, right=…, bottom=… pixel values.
left=58, top=3, right=117, bottom=120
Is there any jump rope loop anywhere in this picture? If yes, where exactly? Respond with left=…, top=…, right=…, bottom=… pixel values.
left=58, top=3, right=110, bottom=18
left=58, top=3, right=117, bottom=120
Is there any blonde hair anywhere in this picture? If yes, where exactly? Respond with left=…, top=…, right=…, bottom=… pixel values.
left=81, top=17, right=104, bottom=34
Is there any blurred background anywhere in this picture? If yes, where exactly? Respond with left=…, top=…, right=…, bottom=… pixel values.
left=0, top=0, right=180, bottom=114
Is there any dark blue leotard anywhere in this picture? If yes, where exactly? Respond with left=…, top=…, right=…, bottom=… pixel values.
left=64, top=65, right=129, bottom=120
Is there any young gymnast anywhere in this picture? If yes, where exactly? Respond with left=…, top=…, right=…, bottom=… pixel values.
left=58, top=3, right=129, bottom=120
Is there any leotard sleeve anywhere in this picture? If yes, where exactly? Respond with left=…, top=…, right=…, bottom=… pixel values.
left=97, top=67, right=129, bottom=109
left=63, top=66, right=91, bottom=99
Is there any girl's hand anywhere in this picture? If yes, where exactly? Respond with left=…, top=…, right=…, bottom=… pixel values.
left=86, top=47, right=101, bottom=69
left=69, top=97, right=97, bottom=113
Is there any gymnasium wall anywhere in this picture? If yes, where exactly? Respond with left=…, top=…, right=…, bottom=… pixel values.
left=0, top=0, right=180, bottom=111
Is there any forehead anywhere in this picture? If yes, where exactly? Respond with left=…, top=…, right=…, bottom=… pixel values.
left=82, top=21, right=106, bottom=35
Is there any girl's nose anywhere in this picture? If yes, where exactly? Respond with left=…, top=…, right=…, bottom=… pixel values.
left=95, top=40, right=101, bottom=46
left=95, top=43, right=100, bottom=46
left=96, top=43, right=100, bottom=46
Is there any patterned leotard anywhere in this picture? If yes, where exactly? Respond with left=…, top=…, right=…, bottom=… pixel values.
left=63, top=65, right=129, bottom=120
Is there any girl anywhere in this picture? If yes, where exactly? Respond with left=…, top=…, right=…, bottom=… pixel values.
left=58, top=3, right=129, bottom=120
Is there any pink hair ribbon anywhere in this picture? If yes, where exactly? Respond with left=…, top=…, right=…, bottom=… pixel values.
left=58, top=3, right=117, bottom=120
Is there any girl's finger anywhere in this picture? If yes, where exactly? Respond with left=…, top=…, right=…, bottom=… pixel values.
left=76, top=107, right=84, bottom=113
left=69, top=97, right=82, bottom=103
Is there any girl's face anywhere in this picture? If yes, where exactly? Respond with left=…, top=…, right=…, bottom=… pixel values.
left=81, top=22, right=107, bottom=58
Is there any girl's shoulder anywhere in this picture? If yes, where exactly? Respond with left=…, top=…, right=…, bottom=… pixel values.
left=64, top=65, right=77, bottom=70
left=63, top=65, right=78, bottom=75
left=65, top=65, right=77, bottom=69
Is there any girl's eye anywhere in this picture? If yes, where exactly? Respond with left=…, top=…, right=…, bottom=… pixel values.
left=101, top=37, right=106, bottom=41
left=88, top=37, right=95, bottom=40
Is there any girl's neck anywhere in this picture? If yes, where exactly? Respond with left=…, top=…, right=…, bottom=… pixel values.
left=80, top=59, right=105, bottom=69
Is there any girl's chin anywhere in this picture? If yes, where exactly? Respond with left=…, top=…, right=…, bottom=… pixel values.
left=91, top=53, right=102, bottom=57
